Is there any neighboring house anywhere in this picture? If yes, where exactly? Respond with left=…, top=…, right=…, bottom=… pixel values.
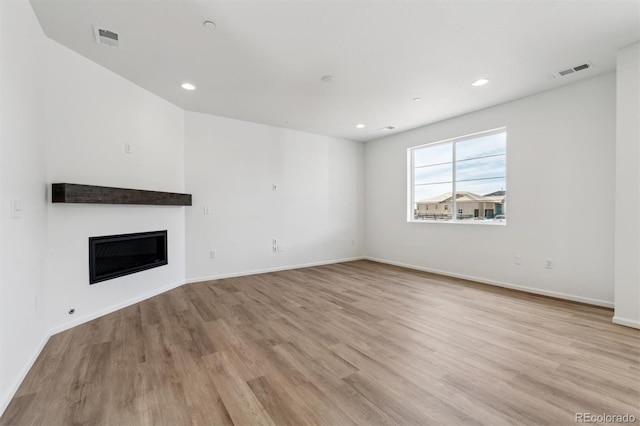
left=415, top=190, right=505, bottom=220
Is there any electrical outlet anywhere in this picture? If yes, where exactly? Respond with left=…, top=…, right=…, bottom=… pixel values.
left=11, top=200, right=22, bottom=218
left=545, top=259, right=553, bottom=269
left=210, top=250, right=216, bottom=259
left=515, top=255, right=522, bottom=265
left=272, top=184, right=277, bottom=191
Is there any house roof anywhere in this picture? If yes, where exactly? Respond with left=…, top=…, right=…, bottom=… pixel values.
left=418, top=192, right=455, bottom=203
left=417, top=191, right=505, bottom=204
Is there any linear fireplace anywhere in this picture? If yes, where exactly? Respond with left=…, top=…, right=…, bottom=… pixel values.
left=89, top=230, right=167, bottom=284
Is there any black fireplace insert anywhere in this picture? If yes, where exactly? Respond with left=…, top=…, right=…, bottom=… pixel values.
left=89, top=230, right=167, bottom=284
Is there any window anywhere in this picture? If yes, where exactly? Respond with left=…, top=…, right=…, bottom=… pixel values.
left=409, top=128, right=506, bottom=224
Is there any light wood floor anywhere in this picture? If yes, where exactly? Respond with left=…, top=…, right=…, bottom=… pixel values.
left=2, top=260, right=639, bottom=425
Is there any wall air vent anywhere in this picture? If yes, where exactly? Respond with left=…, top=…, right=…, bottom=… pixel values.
left=94, top=25, right=119, bottom=47
left=557, top=62, right=591, bottom=77
left=572, top=63, right=591, bottom=72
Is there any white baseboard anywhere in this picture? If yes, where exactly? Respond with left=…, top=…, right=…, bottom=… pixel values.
left=365, top=256, right=615, bottom=308
left=185, top=256, right=366, bottom=284
left=48, top=279, right=185, bottom=335
left=0, top=332, right=50, bottom=418
left=51, top=257, right=367, bottom=334
left=612, top=316, right=640, bottom=329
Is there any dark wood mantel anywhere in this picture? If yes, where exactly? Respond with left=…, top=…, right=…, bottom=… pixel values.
left=52, top=183, right=192, bottom=206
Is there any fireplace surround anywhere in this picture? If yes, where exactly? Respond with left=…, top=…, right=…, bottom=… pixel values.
left=89, top=230, right=167, bottom=284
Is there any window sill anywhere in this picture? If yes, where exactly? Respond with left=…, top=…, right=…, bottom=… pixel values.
left=408, top=219, right=506, bottom=226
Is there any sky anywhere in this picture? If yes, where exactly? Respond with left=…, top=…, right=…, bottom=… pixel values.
left=413, top=131, right=506, bottom=202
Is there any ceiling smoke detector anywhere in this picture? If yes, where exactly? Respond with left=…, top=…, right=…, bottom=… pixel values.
left=203, top=20, right=216, bottom=31
left=556, top=62, right=592, bottom=77
left=94, top=25, right=119, bottom=47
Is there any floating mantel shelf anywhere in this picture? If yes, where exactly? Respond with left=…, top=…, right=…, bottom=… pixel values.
left=52, top=183, right=192, bottom=206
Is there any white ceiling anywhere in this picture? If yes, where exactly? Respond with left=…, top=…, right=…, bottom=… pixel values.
left=30, top=0, right=639, bottom=143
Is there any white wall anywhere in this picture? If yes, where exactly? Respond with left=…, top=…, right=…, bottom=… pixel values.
left=365, top=74, right=616, bottom=307
left=614, top=43, right=640, bottom=328
left=185, top=112, right=364, bottom=281
left=44, top=39, right=186, bottom=332
left=0, top=0, right=49, bottom=414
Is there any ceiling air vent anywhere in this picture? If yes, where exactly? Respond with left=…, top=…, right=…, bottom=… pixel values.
left=556, top=62, right=591, bottom=77
left=94, top=26, right=119, bottom=47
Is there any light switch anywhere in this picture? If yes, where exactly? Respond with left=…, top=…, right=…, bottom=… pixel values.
left=11, top=200, right=22, bottom=218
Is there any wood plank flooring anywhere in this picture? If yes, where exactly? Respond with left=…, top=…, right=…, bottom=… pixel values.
left=2, top=260, right=639, bottom=425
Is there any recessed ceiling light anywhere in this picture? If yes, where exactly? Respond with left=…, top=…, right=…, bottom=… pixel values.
left=181, top=82, right=196, bottom=90
left=203, top=20, right=216, bottom=31
left=472, top=78, right=490, bottom=87
left=321, top=75, right=335, bottom=83
left=379, top=125, right=396, bottom=131
left=413, top=97, right=422, bottom=102
left=356, top=124, right=365, bottom=129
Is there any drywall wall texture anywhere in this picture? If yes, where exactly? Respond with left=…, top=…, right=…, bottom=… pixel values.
left=185, top=112, right=364, bottom=281
left=0, top=0, right=49, bottom=414
left=44, top=38, right=186, bottom=333
left=365, top=73, right=616, bottom=306
left=614, top=42, right=640, bottom=328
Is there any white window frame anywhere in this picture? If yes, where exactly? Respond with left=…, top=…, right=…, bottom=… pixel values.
left=407, top=127, right=507, bottom=225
